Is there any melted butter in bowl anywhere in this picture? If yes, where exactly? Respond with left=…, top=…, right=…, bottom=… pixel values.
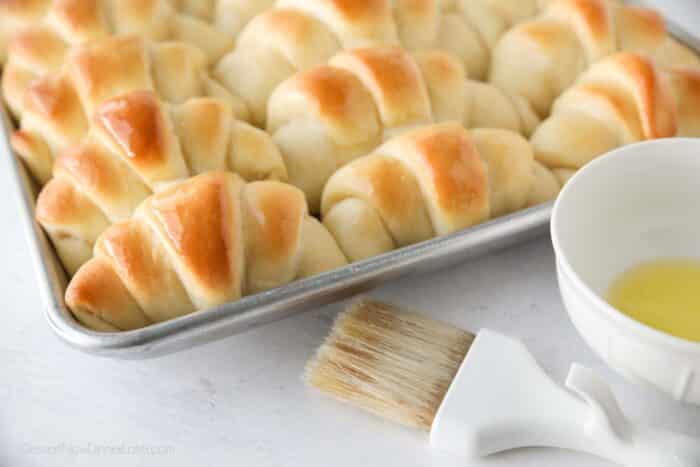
left=607, top=259, right=700, bottom=343
left=551, top=138, right=700, bottom=404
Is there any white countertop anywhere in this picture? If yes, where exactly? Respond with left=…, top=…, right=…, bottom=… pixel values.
left=3, top=2, right=700, bottom=465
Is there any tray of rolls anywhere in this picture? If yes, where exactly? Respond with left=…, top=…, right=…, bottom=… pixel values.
left=1, top=0, right=699, bottom=358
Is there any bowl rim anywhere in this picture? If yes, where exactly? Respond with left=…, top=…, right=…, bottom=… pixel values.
left=551, top=138, right=700, bottom=355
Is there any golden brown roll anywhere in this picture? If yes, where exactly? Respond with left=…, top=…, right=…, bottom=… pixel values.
left=490, top=0, right=700, bottom=118
left=320, top=122, right=544, bottom=263
left=35, top=90, right=285, bottom=275
left=266, top=46, right=539, bottom=211
left=65, top=171, right=347, bottom=331
left=9, top=35, right=248, bottom=185
left=531, top=52, right=678, bottom=171
left=215, top=0, right=541, bottom=125
left=32, top=45, right=545, bottom=276
left=0, top=0, right=247, bottom=68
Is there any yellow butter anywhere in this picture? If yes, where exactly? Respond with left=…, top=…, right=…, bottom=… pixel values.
left=607, top=259, right=700, bottom=342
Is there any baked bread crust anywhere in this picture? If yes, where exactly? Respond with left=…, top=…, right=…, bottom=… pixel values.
left=0, top=0, right=258, bottom=67
left=35, top=90, right=285, bottom=275
left=9, top=35, right=249, bottom=185
left=65, top=171, right=347, bottom=331
left=214, top=0, right=541, bottom=126
left=266, top=45, right=539, bottom=210
left=531, top=52, right=678, bottom=170
left=320, top=122, right=542, bottom=262
left=490, top=0, right=700, bottom=118
left=32, top=45, right=545, bottom=277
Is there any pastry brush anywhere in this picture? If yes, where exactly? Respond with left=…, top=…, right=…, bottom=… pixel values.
left=305, top=300, right=700, bottom=465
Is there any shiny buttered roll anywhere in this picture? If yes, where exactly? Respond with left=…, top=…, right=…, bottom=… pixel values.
left=490, top=0, right=700, bottom=118
left=531, top=52, right=679, bottom=172
left=31, top=46, right=542, bottom=276
left=215, top=0, right=541, bottom=126
left=1, top=1, right=238, bottom=118
left=9, top=35, right=248, bottom=186
left=65, top=171, right=347, bottom=331
left=35, top=90, right=285, bottom=276
left=266, top=46, right=539, bottom=211
left=320, top=123, right=552, bottom=263
left=0, top=0, right=259, bottom=70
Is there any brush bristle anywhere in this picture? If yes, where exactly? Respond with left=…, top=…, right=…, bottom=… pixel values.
left=305, top=300, right=475, bottom=431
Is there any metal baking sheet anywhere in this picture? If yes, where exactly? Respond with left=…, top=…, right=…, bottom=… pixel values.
left=3, top=15, right=698, bottom=359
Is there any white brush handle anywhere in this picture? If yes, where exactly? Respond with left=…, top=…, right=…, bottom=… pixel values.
left=566, top=365, right=700, bottom=466
left=430, top=330, right=700, bottom=465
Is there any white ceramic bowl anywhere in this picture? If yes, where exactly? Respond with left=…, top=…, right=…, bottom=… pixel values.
left=551, top=138, right=700, bottom=405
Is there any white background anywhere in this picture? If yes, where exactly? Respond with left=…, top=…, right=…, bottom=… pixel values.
left=2, top=1, right=700, bottom=466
